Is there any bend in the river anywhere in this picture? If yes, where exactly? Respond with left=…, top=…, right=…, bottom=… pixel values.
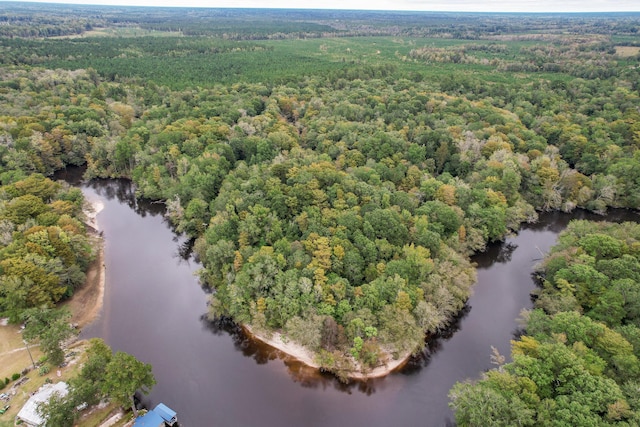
left=58, top=170, right=639, bottom=427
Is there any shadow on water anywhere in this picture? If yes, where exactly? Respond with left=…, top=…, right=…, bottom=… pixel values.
left=199, top=302, right=475, bottom=396
left=53, top=167, right=82, bottom=185
left=200, top=315, right=386, bottom=395
left=194, top=207, right=640, bottom=394
left=175, top=237, right=196, bottom=261
left=402, top=304, right=472, bottom=375
left=55, top=166, right=163, bottom=217
left=85, top=178, right=165, bottom=218
left=87, top=179, right=197, bottom=261
left=524, top=208, right=640, bottom=232
left=473, top=241, right=518, bottom=269
left=56, top=166, right=196, bottom=261
left=57, top=166, right=640, bottom=426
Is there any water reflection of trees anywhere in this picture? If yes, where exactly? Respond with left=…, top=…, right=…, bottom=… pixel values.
left=61, top=168, right=197, bottom=262
left=474, top=209, right=640, bottom=270
left=521, top=209, right=640, bottom=234
left=495, top=242, right=517, bottom=263
left=56, top=165, right=166, bottom=218
left=174, top=237, right=195, bottom=261
left=201, top=303, right=473, bottom=395
left=473, top=241, right=518, bottom=269
left=402, top=304, right=471, bottom=374
left=85, top=178, right=166, bottom=218
left=201, top=315, right=385, bottom=395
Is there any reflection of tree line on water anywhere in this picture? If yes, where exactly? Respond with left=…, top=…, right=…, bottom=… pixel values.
left=55, top=167, right=167, bottom=219
left=57, top=167, right=198, bottom=261
left=65, top=173, right=640, bottom=425
left=201, top=314, right=381, bottom=395
left=201, top=303, right=473, bottom=395
left=199, top=208, right=640, bottom=396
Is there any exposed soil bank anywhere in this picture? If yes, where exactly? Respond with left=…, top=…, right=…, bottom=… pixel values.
left=243, top=325, right=410, bottom=379
left=62, top=200, right=106, bottom=329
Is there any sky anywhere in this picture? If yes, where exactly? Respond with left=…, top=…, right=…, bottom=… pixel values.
left=8, top=0, right=640, bottom=12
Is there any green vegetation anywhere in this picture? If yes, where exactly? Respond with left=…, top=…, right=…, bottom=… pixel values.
left=22, top=306, right=76, bottom=366
left=533, top=221, right=640, bottom=323
left=449, top=221, right=640, bottom=425
left=102, top=351, right=156, bottom=416
left=0, top=174, right=94, bottom=322
left=0, top=335, right=130, bottom=427
left=37, top=338, right=155, bottom=425
left=0, top=4, right=639, bottom=378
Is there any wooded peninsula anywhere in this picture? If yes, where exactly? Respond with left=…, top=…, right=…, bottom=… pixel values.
left=0, top=3, right=639, bottom=424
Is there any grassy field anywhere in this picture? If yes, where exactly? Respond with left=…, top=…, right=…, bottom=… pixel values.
left=0, top=331, right=71, bottom=427
left=0, top=324, right=42, bottom=383
left=615, top=45, right=640, bottom=57
left=0, top=336, right=128, bottom=427
left=51, top=27, right=185, bottom=39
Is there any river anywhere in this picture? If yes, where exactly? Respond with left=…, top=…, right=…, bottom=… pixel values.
left=59, top=172, right=639, bottom=427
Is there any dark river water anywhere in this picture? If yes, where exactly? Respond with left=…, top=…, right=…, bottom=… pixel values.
left=58, top=171, right=639, bottom=427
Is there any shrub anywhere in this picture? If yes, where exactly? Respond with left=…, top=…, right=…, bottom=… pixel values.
left=11, top=373, right=20, bottom=381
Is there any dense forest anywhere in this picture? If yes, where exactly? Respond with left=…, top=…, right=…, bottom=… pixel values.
left=0, top=1, right=639, bottom=391
left=0, top=174, right=94, bottom=322
left=450, top=221, right=640, bottom=425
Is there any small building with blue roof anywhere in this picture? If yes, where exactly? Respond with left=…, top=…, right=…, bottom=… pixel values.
left=132, top=410, right=165, bottom=427
left=133, top=403, right=177, bottom=427
left=154, top=403, right=177, bottom=426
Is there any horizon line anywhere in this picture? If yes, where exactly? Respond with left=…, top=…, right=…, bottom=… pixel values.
left=3, top=0, right=640, bottom=14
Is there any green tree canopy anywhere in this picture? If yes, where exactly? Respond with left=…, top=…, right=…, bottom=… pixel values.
left=21, top=306, right=76, bottom=366
left=102, top=351, right=156, bottom=416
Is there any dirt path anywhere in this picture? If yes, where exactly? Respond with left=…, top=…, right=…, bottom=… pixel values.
left=0, top=344, right=39, bottom=357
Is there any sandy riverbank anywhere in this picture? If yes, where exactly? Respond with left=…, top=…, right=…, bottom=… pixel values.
left=85, top=198, right=104, bottom=232
left=63, top=199, right=106, bottom=329
left=243, top=325, right=410, bottom=379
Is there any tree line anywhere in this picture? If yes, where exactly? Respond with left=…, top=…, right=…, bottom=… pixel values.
left=0, top=174, right=94, bottom=322
left=450, top=221, right=640, bottom=425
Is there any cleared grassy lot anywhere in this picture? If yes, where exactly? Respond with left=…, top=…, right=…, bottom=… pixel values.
left=0, top=334, right=129, bottom=427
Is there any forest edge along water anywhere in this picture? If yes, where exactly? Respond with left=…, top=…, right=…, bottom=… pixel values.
left=56, top=167, right=640, bottom=427
left=61, top=198, right=106, bottom=331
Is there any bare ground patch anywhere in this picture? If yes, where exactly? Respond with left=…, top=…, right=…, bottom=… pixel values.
left=615, top=46, right=640, bottom=57
left=62, top=240, right=105, bottom=329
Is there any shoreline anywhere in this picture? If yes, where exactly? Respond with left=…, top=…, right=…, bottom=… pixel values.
left=243, top=325, right=411, bottom=380
left=69, top=195, right=410, bottom=379
left=85, top=198, right=104, bottom=232
left=64, top=199, right=106, bottom=329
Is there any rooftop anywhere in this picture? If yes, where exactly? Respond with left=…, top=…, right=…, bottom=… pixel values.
left=133, top=409, right=165, bottom=427
left=16, top=382, right=69, bottom=427
left=154, top=402, right=177, bottom=423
